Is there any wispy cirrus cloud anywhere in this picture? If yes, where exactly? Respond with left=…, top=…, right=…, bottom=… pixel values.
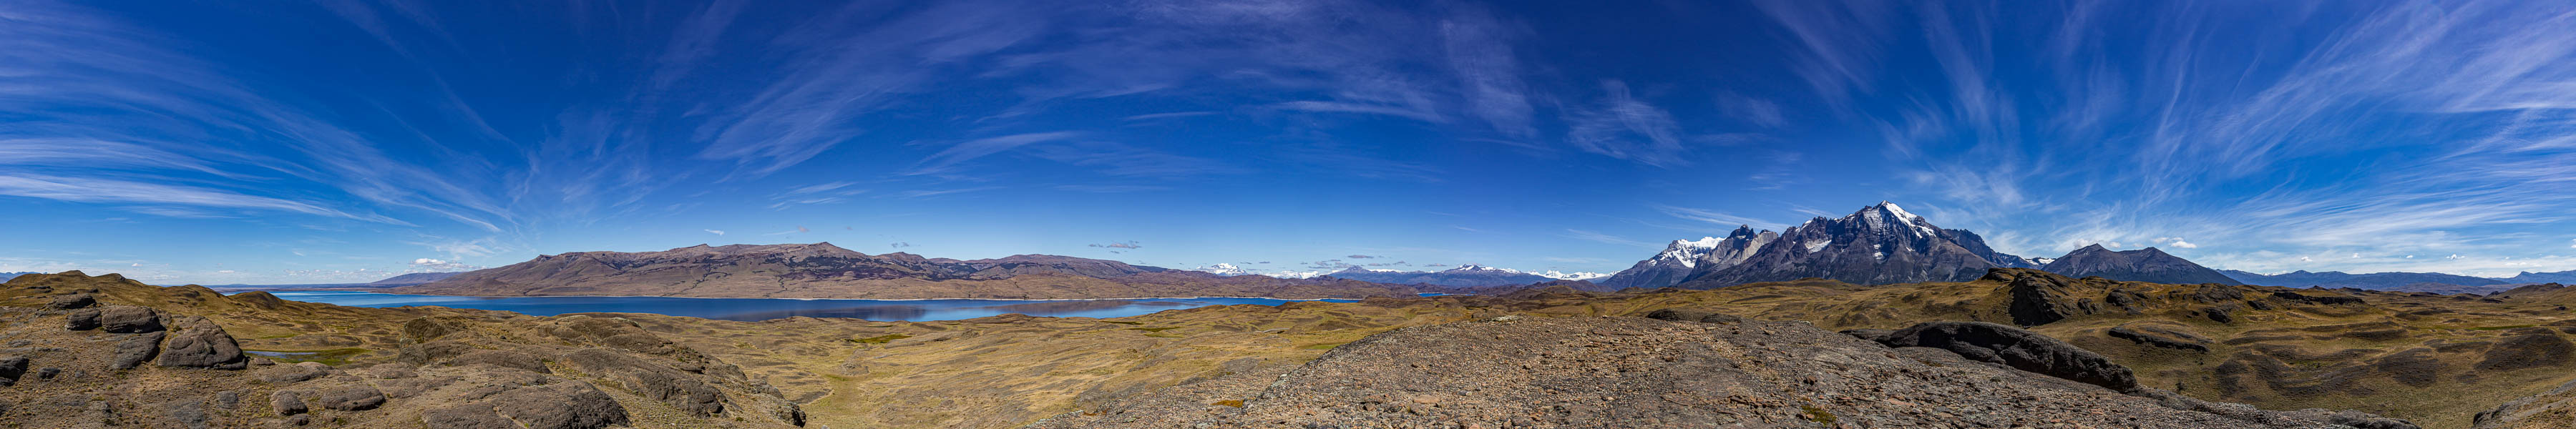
left=1561, top=229, right=1651, bottom=247
left=1564, top=80, right=1689, bottom=168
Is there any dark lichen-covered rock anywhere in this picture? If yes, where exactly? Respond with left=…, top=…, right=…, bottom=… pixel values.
left=112, top=331, right=164, bottom=370
left=65, top=307, right=102, bottom=330
left=490, top=383, right=633, bottom=429
left=47, top=293, right=97, bottom=310
left=155, top=398, right=209, bottom=429
left=1855, top=321, right=2139, bottom=392
left=156, top=316, right=247, bottom=370
left=315, top=385, right=386, bottom=411
left=2271, top=291, right=2365, bottom=305
left=2007, top=272, right=2086, bottom=326
left=258, top=362, right=332, bottom=383
left=270, top=390, right=308, bottom=415
left=0, top=356, right=26, bottom=386
left=99, top=305, right=164, bottom=333
left=1641, top=308, right=1745, bottom=324
left=2200, top=305, right=2238, bottom=324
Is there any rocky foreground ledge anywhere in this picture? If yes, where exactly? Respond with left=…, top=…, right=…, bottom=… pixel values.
left=1036, top=313, right=2414, bottom=428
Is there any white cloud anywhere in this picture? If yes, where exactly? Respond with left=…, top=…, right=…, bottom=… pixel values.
left=705, top=230, right=725, bottom=235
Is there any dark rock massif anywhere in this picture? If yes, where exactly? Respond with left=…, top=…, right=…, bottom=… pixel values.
left=2043, top=245, right=2244, bottom=285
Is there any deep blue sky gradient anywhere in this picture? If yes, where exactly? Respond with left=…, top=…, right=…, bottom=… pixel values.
left=2, top=0, right=2572, bottom=284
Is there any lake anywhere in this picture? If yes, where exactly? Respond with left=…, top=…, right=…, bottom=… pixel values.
left=259, top=291, right=1359, bottom=322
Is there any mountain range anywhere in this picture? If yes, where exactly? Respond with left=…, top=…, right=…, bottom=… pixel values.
left=1318, top=265, right=1561, bottom=287
left=393, top=242, right=1430, bottom=300
left=1596, top=202, right=2297, bottom=290
left=1601, top=202, right=2058, bottom=290
left=0, top=272, right=34, bottom=282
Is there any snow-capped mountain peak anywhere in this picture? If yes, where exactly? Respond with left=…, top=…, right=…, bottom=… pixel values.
left=1193, top=263, right=1248, bottom=275
left=1850, top=201, right=1941, bottom=237
left=1658, top=237, right=1724, bottom=268
left=1536, top=270, right=1609, bottom=280
left=1444, top=264, right=1523, bottom=274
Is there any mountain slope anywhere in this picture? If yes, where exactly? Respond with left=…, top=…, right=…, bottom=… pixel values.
left=1676, top=202, right=2026, bottom=287
left=2042, top=245, right=2241, bottom=285
left=2502, top=270, right=2576, bottom=285
left=1322, top=265, right=1556, bottom=287
left=395, top=242, right=1426, bottom=300
left=365, top=272, right=462, bottom=286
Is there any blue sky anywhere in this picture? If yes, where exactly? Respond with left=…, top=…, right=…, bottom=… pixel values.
left=3, top=0, right=2573, bottom=285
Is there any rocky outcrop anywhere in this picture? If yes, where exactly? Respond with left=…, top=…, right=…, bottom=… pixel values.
left=1848, top=320, right=2140, bottom=392
left=155, top=316, right=247, bottom=370
left=2006, top=270, right=2093, bottom=326
left=2109, top=323, right=2213, bottom=352
left=111, top=331, right=163, bottom=369
left=47, top=293, right=94, bottom=310
left=0, top=356, right=25, bottom=386
left=314, top=385, right=387, bottom=411
left=99, top=305, right=163, bottom=333
left=561, top=348, right=726, bottom=417
left=1641, top=307, right=1745, bottom=324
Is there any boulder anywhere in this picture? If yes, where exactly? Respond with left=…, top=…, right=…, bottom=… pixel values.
left=65, top=307, right=101, bottom=330
left=156, top=398, right=209, bottom=429
left=315, top=385, right=386, bottom=411
left=47, top=294, right=97, bottom=310
left=156, top=317, right=248, bottom=370
left=1851, top=321, right=2139, bottom=392
left=0, top=356, right=26, bottom=386
left=270, top=390, right=308, bottom=415
left=258, top=362, right=332, bottom=383
left=489, top=383, right=633, bottom=429
left=99, top=305, right=164, bottom=333
left=112, top=332, right=164, bottom=370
